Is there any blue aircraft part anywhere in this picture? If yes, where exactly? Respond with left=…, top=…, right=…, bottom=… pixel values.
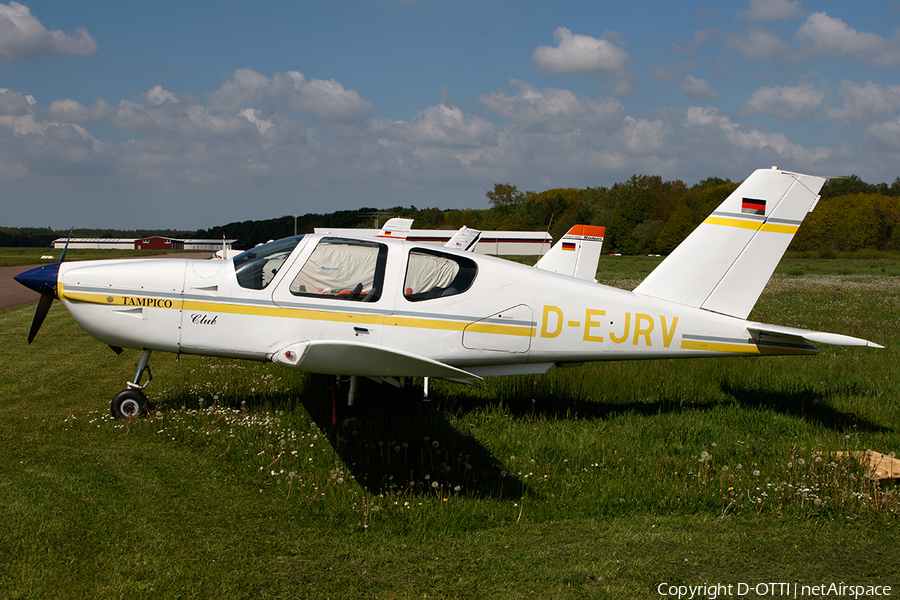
left=14, top=263, right=61, bottom=296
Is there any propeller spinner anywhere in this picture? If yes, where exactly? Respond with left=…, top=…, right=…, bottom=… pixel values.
left=13, top=229, right=71, bottom=344
left=14, top=262, right=61, bottom=344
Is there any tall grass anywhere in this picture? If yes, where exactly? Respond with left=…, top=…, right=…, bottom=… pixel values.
left=1, top=261, right=899, bottom=597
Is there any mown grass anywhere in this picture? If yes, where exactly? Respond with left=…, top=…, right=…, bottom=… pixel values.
left=1, top=259, right=898, bottom=598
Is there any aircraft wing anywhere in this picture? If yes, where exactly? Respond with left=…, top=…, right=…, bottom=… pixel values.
left=272, top=339, right=482, bottom=383
left=747, top=323, right=884, bottom=349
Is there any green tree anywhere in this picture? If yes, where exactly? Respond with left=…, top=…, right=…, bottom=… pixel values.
left=486, top=183, right=525, bottom=209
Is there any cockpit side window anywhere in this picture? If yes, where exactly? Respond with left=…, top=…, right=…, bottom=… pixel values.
left=403, top=248, right=477, bottom=301
left=234, top=236, right=304, bottom=290
left=290, top=238, right=387, bottom=302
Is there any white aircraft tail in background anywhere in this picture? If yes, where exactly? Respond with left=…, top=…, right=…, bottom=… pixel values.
left=635, top=167, right=823, bottom=319
left=214, top=234, right=241, bottom=260
left=444, top=225, right=482, bottom=251
left=377, top=218, right=414, bottom=240
left=535, top=225, right=605, bottom=281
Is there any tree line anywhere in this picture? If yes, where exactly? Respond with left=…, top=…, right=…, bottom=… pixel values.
left=3, top=173, right=899, bottom=254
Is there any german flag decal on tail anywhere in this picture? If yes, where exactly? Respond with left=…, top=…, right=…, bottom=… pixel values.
left=741, top=198, right=766, bottom=215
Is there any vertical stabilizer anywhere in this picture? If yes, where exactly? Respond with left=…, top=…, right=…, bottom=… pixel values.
left=633, top=168, right=825, bottom=319
left=535, top=225, right=606, bottom=281
left=444, top=225, right=482, bottom=251
left=378, top=218, right=414, bottom=240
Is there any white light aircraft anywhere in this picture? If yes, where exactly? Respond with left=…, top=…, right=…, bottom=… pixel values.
left=15, top=168, right=882, bottom=418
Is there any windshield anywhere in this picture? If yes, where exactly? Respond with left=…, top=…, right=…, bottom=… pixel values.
left=234, top=236, right=304, bottom=290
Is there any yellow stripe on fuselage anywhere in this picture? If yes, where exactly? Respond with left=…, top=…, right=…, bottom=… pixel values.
left=60, top=286, right=535, bottom=338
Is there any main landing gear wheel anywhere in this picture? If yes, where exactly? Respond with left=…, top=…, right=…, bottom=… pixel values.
left=109, top=348, right=153, bottom=419
left=110, top=389, right=148, bottom=419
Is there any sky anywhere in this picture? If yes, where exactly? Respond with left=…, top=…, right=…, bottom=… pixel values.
left=2, top=0, right=900, bottom=230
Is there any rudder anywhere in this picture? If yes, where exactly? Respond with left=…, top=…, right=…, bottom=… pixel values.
left=633, top=167, right=826, bottom=319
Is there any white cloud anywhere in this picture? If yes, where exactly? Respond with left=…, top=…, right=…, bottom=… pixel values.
left=796, top=12, right=900, bottom=67
left=679, top=75, right=719, bottom=100
left=739, top=82, right=824, bottom=121
left=827, top=80, right=900, bottom=124
left=737, top=0, right=805, bottom=22
left=372, top=100, right=496, bottom=150
left=864, top=118, right=900, bottom=150
left=295, top=77, right=373, bottom=122
left=727, top=28, right=789, bottom=60
left=145, top=85, right=179, bottom=106
left=531, top=27, right=631, bottom=76
left=686, top=105, right=830, bottom=164
left=478, top=80, right=623, bottom=133
left=207, top=69, right=372, bottom=122
left=0, top=88, right=33, bottom=115
left=0, top=2, right=97, bottom=63
left=46, top=98, right=112, bottom=123
left=0, top=90, right=104, bottom=180
left=622, top=116, right=665, bottom=155
left=673, top=29, right=714, bottom=56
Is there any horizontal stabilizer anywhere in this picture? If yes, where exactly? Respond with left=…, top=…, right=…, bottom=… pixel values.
left=535, top=225, right=605, bottom=281
left=634, top=168, right=826, bottom=319
left=273, top=339, right=483, bottom=381
left=748, top=324, right=884, bottom=349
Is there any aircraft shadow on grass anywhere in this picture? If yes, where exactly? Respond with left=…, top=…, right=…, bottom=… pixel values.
left=159, top=367, right=888, bottom=500
left=720, top=380, right=892, bottom=435
left=293, top=376, right=529, bottom=500
left=436, top=377, right=891, bottom=435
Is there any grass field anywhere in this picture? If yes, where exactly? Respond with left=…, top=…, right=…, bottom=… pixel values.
left=1, top=254, right=898, bottom=598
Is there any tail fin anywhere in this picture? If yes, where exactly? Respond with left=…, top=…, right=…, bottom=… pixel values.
left=535, top=225, right=606, bottom=281
left=633, top=168, right=826, bottom=319
left=444, top=225, right=482, bottom=251
left=378, top=218, right=414, bottom=239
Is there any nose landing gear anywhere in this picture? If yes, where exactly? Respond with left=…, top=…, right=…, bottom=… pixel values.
left=110, top=349, right=152, bottom=419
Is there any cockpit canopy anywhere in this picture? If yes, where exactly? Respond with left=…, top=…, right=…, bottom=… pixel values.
left=234, top=236, right=305, bottom=290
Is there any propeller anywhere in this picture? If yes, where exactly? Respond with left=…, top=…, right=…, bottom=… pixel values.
left=13, top=228, right=73, bottom=344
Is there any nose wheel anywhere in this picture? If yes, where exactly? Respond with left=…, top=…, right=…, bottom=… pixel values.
left=110, top=349, right=152, bottom=419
